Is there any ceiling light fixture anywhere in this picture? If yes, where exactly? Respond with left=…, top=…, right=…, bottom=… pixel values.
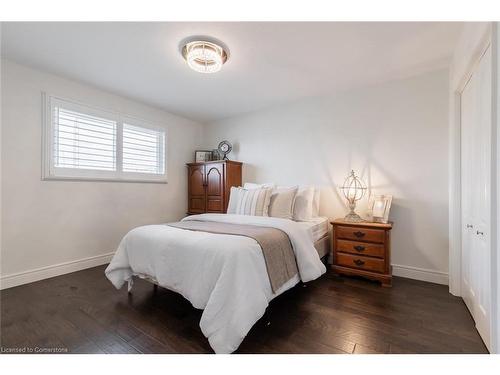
left=181, top=40, right=228, bottom=74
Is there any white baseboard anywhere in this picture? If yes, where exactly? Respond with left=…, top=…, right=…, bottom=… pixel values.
left=0, top=255, right=449, bottom=290
left=0, top=252, right=114, bottom=290
left=392, top=264, right=449, bottom=285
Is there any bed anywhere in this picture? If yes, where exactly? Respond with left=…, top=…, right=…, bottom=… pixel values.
left=297, top=216, right=331, bottom=258
left=105, top=213, right=329, bottom=353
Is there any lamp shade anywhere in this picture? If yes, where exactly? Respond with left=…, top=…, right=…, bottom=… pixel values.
left=341, top=170, right=366, bottom=203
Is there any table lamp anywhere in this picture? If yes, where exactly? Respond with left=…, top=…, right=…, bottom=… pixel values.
left=340, top=170, right=367, bottom=222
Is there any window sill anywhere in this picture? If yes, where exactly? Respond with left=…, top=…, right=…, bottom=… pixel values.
left=42, top=175, right=168, bottom=184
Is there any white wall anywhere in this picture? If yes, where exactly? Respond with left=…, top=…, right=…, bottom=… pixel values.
left=0, top=60, right=204, bottom=288
left=203, top=69, right=450, bottom=284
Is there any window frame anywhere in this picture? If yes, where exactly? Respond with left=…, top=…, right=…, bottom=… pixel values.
left=42, top=93, right=168, bottom=183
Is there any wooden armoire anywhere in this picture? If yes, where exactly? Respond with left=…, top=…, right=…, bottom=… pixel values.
left=187, top=160, right=242, bottom=215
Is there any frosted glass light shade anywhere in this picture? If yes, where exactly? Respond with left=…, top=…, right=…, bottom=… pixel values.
left=182, top=41, right=228, bottom=74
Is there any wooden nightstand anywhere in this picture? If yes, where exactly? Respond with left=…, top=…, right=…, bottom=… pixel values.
left=331, top=219, right=393, bottom=287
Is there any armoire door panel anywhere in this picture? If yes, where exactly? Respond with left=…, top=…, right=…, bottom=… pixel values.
left=206, top=163, right=225, bottom=213
left=207, top=199, right=223, bottom=212
left=206, top=165, right=223, bottom=196
left=188, top=165, right=206, bottom=213
left=189, top=166, right=205, bottom=196
left=189, top=198, right=206, bottom=213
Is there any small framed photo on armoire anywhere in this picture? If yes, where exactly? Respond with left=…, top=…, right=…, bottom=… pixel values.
left=194, top=150, right=213, bottom=163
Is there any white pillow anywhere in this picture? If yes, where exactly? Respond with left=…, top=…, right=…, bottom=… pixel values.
left=243, top=182, right=275, bottom=190
left=293, top=186, right=315, bottom=221
left=268, top=186, right=298, bottom=220
left=227, top=187, right=272, bottom=216
left=312, top=188, right=321, bottom=217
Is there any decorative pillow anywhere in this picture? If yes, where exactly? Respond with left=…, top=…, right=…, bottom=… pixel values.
left=268, top=186, right=298, bottom=220
left=293, top=186, right=315, bottom=221
left=243, top=182, right=275, bottom=190
left=227, top=187, right=272, bottom=216
left=312, top=188, right=321, bottom=217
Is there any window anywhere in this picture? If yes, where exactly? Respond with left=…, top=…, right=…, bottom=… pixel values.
left=43, top=94, right=167, bottom=182
left=54, top=107, right=117, bottom=172
left=122, top=123, right=165, bottom=175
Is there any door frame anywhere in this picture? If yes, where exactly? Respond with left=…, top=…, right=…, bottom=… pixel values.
left=493, top=22, right=500, bottom=356
left=449, top=23, right=497, bottom=352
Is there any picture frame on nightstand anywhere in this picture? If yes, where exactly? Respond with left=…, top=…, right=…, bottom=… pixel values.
left=367, top=194, right=392, bottom=223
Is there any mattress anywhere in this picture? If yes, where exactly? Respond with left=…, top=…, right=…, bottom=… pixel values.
left=296, top=216, right=330, bottom=242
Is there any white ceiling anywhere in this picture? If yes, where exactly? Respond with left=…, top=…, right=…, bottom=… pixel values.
left=1, top=22, right=462, bottom=122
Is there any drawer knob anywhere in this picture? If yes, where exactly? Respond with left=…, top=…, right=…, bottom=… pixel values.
left=353, top=259, right=365, bottom=266
left=353, top=231, right=365, bottom=238
left=354, top=245, right=365, bottom=252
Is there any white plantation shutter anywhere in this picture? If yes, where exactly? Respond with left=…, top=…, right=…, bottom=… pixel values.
left=44, top=94, right=167, bottom=182
left=123, top=123, right=165, bottom=174
left=54, top=107, right=117, bottom=171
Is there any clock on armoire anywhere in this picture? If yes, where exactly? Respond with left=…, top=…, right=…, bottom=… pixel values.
left=187, top=160, right=242, bottom=214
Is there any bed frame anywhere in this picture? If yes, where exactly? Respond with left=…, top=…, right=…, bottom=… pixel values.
left=314, top=232, right=331, bottom=261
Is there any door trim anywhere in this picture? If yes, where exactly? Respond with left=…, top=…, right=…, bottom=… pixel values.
left=492, top=22, right=500, bottom=355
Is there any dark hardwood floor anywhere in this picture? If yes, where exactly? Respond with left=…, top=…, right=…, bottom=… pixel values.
left=0, top=265, right=488, bottom=354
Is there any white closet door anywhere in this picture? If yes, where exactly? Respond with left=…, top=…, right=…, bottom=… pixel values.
left=461, top=69, right=476, bottom=314
left=460, top=45, right=492, bottom=351
left=473, top=45, right=491, bottom=348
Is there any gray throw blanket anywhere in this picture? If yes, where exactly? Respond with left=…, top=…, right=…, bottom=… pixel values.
left=167, top=220, right=299, bottom=293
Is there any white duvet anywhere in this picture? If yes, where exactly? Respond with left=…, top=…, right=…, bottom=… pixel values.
left=105, top=213, right=326, bottom=353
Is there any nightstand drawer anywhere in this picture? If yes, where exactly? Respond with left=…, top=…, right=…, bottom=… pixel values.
left=336, top=239, right=385, bottom=258
left=336, top=226, right=385, bottom=243
left=336, top=253, right=385, bottom=273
